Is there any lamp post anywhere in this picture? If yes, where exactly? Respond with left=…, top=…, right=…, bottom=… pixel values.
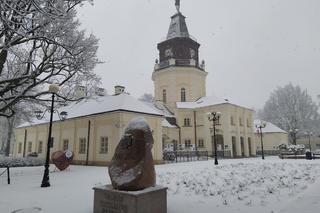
left=255, top=120, right=267, bottom=160
left=207, top=112, right=222, bottom=165
left=289, top=128, right=299, bottom=145
left=35, top=84, right=68, bottom=188
left=304, top=131, right=313, bottom=152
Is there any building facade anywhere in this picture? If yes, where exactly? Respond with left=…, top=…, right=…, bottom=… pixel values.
left=254, top=121, right=289, bottom=155
left=14, top=93, right=164, bottom=165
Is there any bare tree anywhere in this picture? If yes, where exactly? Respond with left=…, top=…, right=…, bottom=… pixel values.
left=139, top=93, right=154, bottom=103
left=0, top=0, right=100, bottom=118
left=259, top=83, right=319, bottom=142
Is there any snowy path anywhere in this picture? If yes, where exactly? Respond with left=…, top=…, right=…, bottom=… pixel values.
left=1, top=157, right=320, bottom=213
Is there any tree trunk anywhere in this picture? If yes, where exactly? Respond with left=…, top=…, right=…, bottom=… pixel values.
left=4, top=117, right=14, bottom=156
left=0, top=49, right=8, bottom=75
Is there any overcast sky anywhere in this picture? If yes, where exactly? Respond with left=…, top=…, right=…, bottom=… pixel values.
left=77, top=0, right=320, bottom=110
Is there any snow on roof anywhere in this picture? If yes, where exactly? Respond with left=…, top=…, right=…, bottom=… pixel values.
left=18, top=94, right=163, bottom=128
left=254, top=120, right=287, bottom=134
left=143, top=101, right=175, bottom=118
left=162, top=119, right=178, bottom=128
left=176, top=95, right=253, bottom=110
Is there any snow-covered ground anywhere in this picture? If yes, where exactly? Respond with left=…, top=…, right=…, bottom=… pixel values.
left=1, top=157, right=320, bottom=213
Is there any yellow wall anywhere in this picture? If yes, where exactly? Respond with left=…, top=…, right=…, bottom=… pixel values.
left=170, top=103, right=255, bottom=157
left=152, top=66, right=207, bottom=111
left=255, top=132, right=288, bottom=151
left=14, top=111, right=163, bottom=165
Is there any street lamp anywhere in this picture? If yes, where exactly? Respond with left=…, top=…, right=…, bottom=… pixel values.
left=304, top=131, right=313, bottom=152
left=289, top=128, right=299, bottom=145
left=35, top=84, right=68, bottom=188
left=207, top=112, right=222, bottom=165
left=255, top=120, right=267, bottom=160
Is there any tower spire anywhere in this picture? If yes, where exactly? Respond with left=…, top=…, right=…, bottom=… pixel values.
left=175, top=0, right=180, bottom=12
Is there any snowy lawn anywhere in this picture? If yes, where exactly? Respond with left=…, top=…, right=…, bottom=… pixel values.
left=1, top=157, right=320, bottom=213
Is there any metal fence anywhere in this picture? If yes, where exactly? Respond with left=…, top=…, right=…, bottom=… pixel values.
left=163, top=151, right=209, bottom=163
left=0, top=166, right=10, bottom=184
left=256, top=150, right=280, bottom=156
left=163, top=150, right=232, bottom=163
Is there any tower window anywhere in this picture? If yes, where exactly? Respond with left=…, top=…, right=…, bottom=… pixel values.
left=181, top=88, right=186, bottom=102
left=163, top=89, right=167, bottom=103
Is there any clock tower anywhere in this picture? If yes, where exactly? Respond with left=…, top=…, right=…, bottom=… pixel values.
left=152, top=1, right=207, bottom=111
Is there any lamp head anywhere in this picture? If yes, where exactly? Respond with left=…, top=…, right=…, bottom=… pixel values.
left=35, top=110, right=43, bottom=119
left=49, top=84, right=59, bottom=94
left=60, top=111, right=68, bottom=121
left=261, top=121, right=267, bottom=128
left=216, top=112, right=222, bottom=118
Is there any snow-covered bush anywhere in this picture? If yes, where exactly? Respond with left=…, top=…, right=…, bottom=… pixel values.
left=0, top=157, right=44, bottom=168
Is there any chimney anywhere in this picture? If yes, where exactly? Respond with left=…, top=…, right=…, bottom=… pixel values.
left=114, top=85, right=125, bottom=95
left=95, top=87, right=107, bottom=96
left=75, top=85, right=86, bottom=98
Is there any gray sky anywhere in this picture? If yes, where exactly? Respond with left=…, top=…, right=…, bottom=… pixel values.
left=77, top=0, right=320, bottom=109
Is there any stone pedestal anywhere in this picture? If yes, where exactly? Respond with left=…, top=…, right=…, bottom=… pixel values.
left=93, top=185, right=167, bottom=213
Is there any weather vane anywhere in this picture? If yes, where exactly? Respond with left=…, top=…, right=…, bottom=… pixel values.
left=175, top=0, right=180, bottom=12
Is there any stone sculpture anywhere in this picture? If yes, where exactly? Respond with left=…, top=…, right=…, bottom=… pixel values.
left=108, top=117, right=156, bottom=191
left=51, top=150, right=73, bottom=171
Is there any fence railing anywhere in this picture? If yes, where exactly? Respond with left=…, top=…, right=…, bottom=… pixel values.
left=163, top=151, right=209, bottom=163
left=256, top=150, right=280, bottom=156
left=0, top=166, right=10, bottom=184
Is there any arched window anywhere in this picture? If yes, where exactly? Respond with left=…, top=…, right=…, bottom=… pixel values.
left=181, top=88, right=186, bottom=102
left=163, top=89, right=167, bottom=103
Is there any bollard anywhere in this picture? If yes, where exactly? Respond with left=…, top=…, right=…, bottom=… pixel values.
left=7, top=166, right=10, bottom=185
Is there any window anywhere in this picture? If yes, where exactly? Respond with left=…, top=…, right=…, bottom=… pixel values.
left=231, top=116, right=235, bottom=125
left=181, top=88, right=186, bottom=102
left=79, top=138, right=86, bottom=154
left=184, top=118, right=191, bottom=126
left=18, top=143, right=22, bottom=154
left=100, top=137, right=108, bottom=154
left=163, top=89, right=167, bottom=103
left=185, top=139, right=191, bottom=148
left=198, top=139, right=204, bottom=148
left=232, top=136, right=236, bottom=143
left=63, top=139, right=69, bottom=151
left=239, top=117, right=243, bottom=126
left=247, top=118, right=250, bottom=127
left=38, top=141, right=43, bottom=153
left=27, top=142, right=32, bottom=153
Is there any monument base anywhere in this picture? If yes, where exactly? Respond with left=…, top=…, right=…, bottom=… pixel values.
left=93, top=185, right=167, bottom=213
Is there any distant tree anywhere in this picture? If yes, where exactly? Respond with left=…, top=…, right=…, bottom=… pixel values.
left=139, top=93, right=154, bottom=103
left=1, top=100, right=36, bottom=156
left=0, top=0, right=100, bottom=118
left=259, top=84, right=319, bottom=143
